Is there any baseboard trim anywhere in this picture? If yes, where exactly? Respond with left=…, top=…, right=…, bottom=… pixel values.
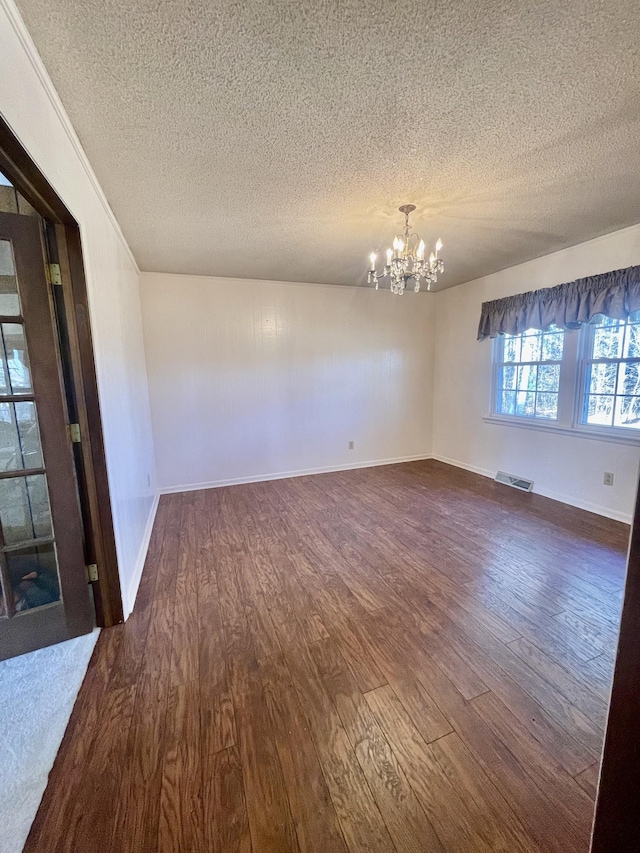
left=431, top=454, right=632, bottom=524
left=531, top=486, right=632, bottom=525
left=158, top=454, right=432, bottom=496
left=124, top=491, right=160, bottom=618
left=431, top=454, right=495, bottom=481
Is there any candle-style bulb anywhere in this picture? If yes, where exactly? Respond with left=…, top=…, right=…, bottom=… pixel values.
left=435, top=238, right=443, bottom=253
left=386, top=248, right=393, bottom=265
left=369, top=252, right=376, bottom=269
left=417, top=239, right=425, bottom=260
left=429, top=252, right=435, bottom=265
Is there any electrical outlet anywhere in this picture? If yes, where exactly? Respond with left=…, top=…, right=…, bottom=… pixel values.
left=348, top=441, right=354, bottom=450
left=604, top=472, right=614, bottom=486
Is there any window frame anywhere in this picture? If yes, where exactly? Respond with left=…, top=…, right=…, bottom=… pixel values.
left=491, top=328, right=565, bottom=423
left=488, top=321, right=640, bottom=445
left=575, top=315, right=640, bottom=436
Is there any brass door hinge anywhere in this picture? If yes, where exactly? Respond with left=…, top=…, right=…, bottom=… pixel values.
left=68, top=423, right=81, bottom=443
left=86, top=563, right=99, bottom=583
left=46, top=263, right=62, bottom=286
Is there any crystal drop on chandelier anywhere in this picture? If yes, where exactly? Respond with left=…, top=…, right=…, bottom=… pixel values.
left=367, top=205, right=444, bottom=294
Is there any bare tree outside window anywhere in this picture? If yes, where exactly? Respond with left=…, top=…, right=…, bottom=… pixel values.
left=583, top=313, right=640, bottom=429
left=494, top=327, right=564, bottom=420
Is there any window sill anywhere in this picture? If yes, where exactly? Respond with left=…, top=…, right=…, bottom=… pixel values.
left=483, top=415, right=640, bottom=446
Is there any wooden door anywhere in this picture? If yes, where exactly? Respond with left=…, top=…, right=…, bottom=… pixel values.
left=0, top=212, right=92, bottom=659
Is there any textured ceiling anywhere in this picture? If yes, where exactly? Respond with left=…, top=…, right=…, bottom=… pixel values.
left=14, top=0, right=640, bottom=289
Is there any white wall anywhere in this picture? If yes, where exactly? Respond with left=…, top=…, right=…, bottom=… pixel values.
left=0, top=0, right=157, bottom=615
left=141, top=273, right=434, bottom=492
left=6, top=0, right=636, bottom=574
left=432, top=223, right=640, bottom=523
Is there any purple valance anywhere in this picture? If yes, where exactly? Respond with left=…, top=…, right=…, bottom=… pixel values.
left=477, top=265, right=640, bottom=340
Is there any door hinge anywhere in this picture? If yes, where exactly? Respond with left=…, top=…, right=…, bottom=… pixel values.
left=46, top=263, right=62, bottom=286
left=86, top=563, right=99, bottom=583
left=68, top=423, right=81, bottom=443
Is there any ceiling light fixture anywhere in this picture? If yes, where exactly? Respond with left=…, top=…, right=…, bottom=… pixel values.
left=367, top=204, right=444, bottom=294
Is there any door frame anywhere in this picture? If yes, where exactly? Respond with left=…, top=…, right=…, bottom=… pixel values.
left=0, top=212, right=94, bottom=656
left=590, top=472, right=640, bottom=851
left=0, top=115, right=123, bottom=627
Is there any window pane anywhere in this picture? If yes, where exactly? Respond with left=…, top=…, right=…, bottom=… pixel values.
left=520, top=331, right=541, bottom=362
left=623, top=322, right=640, bottom=358
left=9, top=542, right=60, bottom=612
left=593, top=321, right=623, bottom=359
left=0, top=401, right=43, bottom=472
left=586, top=394, right=614, bottom=426
left=498, top=390, right=516, bottom=415
left=535, top=393, right=558, bottom=419
left=516, top=391, right=535, bottom=416
left=0, top=240, right=20, bottom=316
left=617, top=361, right=640, bottom=396
left=537, top=364, right=560, bottom=393
left=517, top=364, right=537, bottom=391
left=541, top=331, right=564, bottom=361
left=592, top=314, right=618, bottom=328
left=15, top=402, right=43, bottom=469
left=0, top=473, right=52, bottom=545
left=0, top=241, right=14, bottom=273
left=503, top=335, right=520, bottom=363
left=2, top=323, right=32, bottom=394
left=499, top=366, right=517, bottom=390
left=589, top=363, right=617, bottom=396
left=0, top=403, right=20, bottom=473
left=614, top=396, right=640, bottom=429
left=26, top=475, right=52, bottom=539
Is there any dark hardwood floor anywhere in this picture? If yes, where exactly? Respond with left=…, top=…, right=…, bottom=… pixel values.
left=24, top=460, right=628, bottom=852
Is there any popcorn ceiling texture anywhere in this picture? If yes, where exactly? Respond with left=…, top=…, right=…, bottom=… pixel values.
left=14, top=0, right=640, bottom=289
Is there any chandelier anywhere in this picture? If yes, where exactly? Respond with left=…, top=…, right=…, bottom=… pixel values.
left=367, top=204, right=444, bottom=294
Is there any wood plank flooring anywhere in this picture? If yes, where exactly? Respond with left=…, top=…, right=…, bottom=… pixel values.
left=24, top=460, right=628, bottom=852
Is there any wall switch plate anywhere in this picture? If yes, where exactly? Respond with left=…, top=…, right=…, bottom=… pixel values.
left=348, top=441, right=354, bottom=450
left=604, top=472, right=614, bottom=486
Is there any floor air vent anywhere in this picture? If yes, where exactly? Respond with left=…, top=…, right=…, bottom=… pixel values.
left=495, top=471, right=534, bottom=492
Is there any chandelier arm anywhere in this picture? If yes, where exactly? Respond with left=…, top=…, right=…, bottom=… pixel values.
left=367, top=204, right=444, bottom=294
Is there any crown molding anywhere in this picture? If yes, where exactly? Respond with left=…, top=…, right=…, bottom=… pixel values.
left=0, top=0, right=139, bottom=274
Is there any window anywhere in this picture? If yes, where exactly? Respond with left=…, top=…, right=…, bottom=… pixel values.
left=581, top=313, right=640, bottom=430
left=490, top=316, right=640, bottom=441
left=494, top=327, right=564, bottom=421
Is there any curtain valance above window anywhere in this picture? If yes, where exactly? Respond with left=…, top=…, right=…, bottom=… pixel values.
left=477, top=265, right=640, bottom=340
